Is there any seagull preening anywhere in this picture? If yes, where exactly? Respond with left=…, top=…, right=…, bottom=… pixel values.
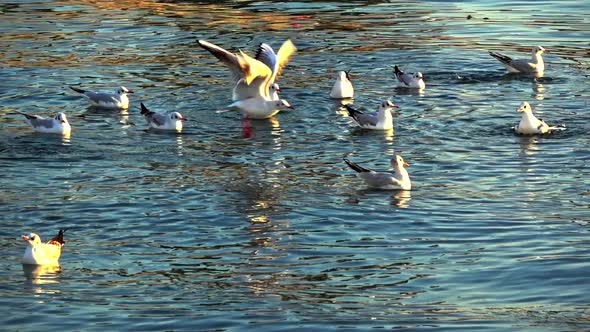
left=16, top=111, right=71, bottom=135
left=140, top=103, right=187, bottom=131
left=489, top=46, right=545, bottom=74
left=197, top=39, right=296, bottom=119
left=70, top=86, right=134, bottom=109
left=394, top=65, right=425, bottom=89
left=22, top=229, right=66, bottom=266
left=345, top=100, right=399, bottom=130
left=514, top=101, right=562, bottom=135
left=330, top=70, right=354, bottom=99
left=344, top=155, right=411, bottom=190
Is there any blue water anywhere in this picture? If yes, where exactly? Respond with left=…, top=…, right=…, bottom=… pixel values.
left=1, top=1, right=590, bottom=331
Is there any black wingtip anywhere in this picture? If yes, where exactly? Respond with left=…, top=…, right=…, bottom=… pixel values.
left=140, top=102, right=150, bottom=115
left=345, top=70, right=352, bottom=81
left=394, top=65, right=402, bottom=74
left=343, top=158, right=368, bottom=173
left=254, top=43, right=264, bottom=60
left=15, top=111, right=35, bottom=120
left=70, top=86, right=86, bottom=94
left=49, top=228, right=67, bottom=246
left=344, top=104, right=362, bottom=117
left=489, top=51, right=512, bottom=64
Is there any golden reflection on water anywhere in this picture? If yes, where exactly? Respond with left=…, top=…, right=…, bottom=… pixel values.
left=533, top=82, right=545, bottom=100
left=518, top=135, right=541, bottom=156
left=391, top=190, right=412, bottom=208
left=22, top=264, right=62, bottom=296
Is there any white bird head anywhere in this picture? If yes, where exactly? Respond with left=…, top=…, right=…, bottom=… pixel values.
left=118, top=86, right=134, bottom=95
left=533, top=46, right=545, bottom=54
left=414, top=72, right=424, bottom=80
left=274, top=99, right=294, bottom=110
left=391, top=155, right=410, bottom=168
left=270, top=83, right=281, bottom=94
left=516, top=102, right=532, bottom=113
left=22, top=233, right=41, bottom=246
left=170, top=112, right=188, bottom=121
left=379, top=100, right=399, bottom=111
left=54, top=112, right=68, bottom=124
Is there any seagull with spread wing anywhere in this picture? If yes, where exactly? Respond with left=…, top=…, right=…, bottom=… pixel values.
left=198, top=39, right=296, bottom=119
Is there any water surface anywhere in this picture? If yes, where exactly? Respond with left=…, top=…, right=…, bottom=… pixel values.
left=1, top=0, right=590, bottom=331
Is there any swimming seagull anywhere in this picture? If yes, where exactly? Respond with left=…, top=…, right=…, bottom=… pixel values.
left=489, top=46, right=545, bottom=74
left=344, top=155, right=411, bottom=190
left=514, top=101, right=562, bottom=135
left=70, top=86, right=134, bottom=109
left=22, top=229, right=67, bottom=266
left=330, top=70, right=354, bottom=99
left=394, top=65, right=425, bottom=89
left=140, top=103, right=187, bottom=131
left=198, top=39, right=296, bottom=119
left=345, top=100, right=399, bottom=130
left=16, top=111, right=71, bottom=134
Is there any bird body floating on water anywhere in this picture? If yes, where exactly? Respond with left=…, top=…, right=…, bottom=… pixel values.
left=70, top=86, right=134, bottom=109
left=344, top=155, right=411, bottom=190
left=21, top=229, right=67, bottom=266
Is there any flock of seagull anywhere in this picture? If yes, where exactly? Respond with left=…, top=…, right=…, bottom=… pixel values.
left=17, top=40, right=562, bottom=267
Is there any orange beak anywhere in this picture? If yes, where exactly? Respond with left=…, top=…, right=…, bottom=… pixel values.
left=403, top=161, right=410, bottom=167
left=22, top=235, right=30, bottom=241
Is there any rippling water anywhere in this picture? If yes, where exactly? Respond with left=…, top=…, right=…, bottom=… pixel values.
left=1, top=1, right=590, bottom=331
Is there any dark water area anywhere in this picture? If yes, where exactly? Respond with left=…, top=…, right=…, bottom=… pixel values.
left=1, top=0, right=589, bottom=331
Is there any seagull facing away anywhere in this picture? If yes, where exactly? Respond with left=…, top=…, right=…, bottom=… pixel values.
left=22, top=229, right=66, bottom=266
left=514, top=102, right=561, bottom=135
left=344, top=155, right=411, bottom=190
left=330, top=70, right=354, bottom=99
left=16, top=111, right=71, bottom=135
left=70, top=86, right=134, bottom=109
left=394, top=65, right=425, bottom=89
left=140, top=103, right=187, bottom=131
left=345, top=100, right=399, bottom=130
left=198, top=39, right=296, bottom=119
left=489, top=46, right=545, bottom=74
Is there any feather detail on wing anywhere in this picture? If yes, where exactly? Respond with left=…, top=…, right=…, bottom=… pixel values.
left=198, top=40, right=244, bottom=83
left=344, top=158, right=372, bottom=173
left=489, top=52, right=513, bottom=65
left=275, top=39, right=296, bottom=78
left=237, top=50, right=272, bottom=86
left=255, top=43, right=277, bottom=74
left=15, top=111, right=42, bottom=120
left=41, top=243, right=62, bottom=262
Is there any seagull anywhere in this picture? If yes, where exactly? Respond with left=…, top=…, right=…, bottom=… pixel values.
left=140, top=103, right=187, bottom=131
left=70, top=86, right=134, bottom=109
left=198, top=39, right=296, bottom=119
left=394, top=65, right=425, bottom=89
left=330, top=70, right=354, bottom=99
left=489, top=46, right=545, bottom=74
left=16, top=111, right=71, bottom=135
left=21, top=229, right=66, bottom=266
left=514, top=101, right=561, bottom=135
left=345, top=100, right=399, bottom=130
left=344, top=155, right=411, bottom=190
